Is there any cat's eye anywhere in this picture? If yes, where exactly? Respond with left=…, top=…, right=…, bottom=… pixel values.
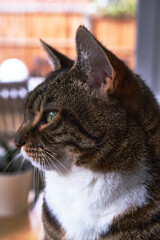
left=46, top=111, right=57, bottom=123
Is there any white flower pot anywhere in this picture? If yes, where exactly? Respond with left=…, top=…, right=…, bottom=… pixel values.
left=0, top=169, right=33, bottom=216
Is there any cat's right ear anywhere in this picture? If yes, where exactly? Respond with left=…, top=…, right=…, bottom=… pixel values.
left=72, top=26, right=115, bottom=94
left=40, top=39, right=74, bottom=70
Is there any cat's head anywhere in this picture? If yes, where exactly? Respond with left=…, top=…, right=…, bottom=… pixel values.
left=14, top=26, right=150, bottom=173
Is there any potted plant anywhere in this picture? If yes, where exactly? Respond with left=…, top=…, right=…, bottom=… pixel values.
left=0, top=138, right=34, bottom=216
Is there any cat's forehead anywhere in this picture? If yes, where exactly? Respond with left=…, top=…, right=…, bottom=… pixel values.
left=25, top=69, right=75, bottom=112
left=43, top=68, right=88, bottom=101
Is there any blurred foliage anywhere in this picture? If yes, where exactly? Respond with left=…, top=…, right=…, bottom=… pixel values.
left=0, top=138, right=23, bottom=173
left=91, top=0, right=137, bottom=17
left=0, top=138, right=32, bottom=173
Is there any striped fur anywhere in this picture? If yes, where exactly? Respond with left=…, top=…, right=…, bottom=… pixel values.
left=15, top=26, right=160, bottom=239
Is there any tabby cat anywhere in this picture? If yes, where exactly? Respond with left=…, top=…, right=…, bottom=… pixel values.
left=14, top=26, right=160, bottom=240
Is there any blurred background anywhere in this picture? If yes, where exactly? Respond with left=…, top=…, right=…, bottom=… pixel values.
left=0, top=0, right=137, bottom=141
left=0, top=0, right=137, bottom=72
left=0, top=0, right=160, bottom=239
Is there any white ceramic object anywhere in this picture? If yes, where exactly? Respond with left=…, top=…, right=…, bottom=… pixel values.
left=0, top=169, right=33, bottom=216
left=0, top=58, right=29, bottom=82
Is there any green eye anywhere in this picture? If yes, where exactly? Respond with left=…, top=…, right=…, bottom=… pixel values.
left=46, top=111, right=57, bottom=123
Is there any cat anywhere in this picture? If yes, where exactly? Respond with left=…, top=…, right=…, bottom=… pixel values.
left=14, top=25, right=160, bottom=240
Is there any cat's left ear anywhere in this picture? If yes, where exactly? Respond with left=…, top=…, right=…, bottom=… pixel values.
left=40, top=39, right=74, bottom=70
left=73, top=26, right=115, bottom=94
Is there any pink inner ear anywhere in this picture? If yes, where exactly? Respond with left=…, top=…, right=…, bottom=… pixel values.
left=90, top=71, right=106, bottom=90
left=106, top=77, right=114, bottom=94
left=89, top=54, right=113, bottom=91
left=89, top=68, right=116, bottom=95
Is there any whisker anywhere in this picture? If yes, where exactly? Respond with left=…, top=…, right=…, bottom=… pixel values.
left=3, top=158, right=16, bottom=172
left=3, top=153, right=21, bottom=172
left=94, top=141, right=105, bottom=146
left=19, top=157, right=24, bottom=171
left=1, top=148, right=18, bottom=161
left=32, top=152, right=43, bottom=198
left=47, top=156, right=63, bottom=176
left=45, top=158, right=53, bottom=172
left=37, top=158, right=45, bottom=187
left=92, top=143, right=108, bottom=151
left=41, top=158, right=45, bottom=184
left=42, top=152, right=63, bottom=176
left=41, top=151, right=52, bottom=172
left=39, top=156, right=45, bottom=187
left=92, top=145, right=104, bottom=150
left=46, top=150, right=72, bottom=176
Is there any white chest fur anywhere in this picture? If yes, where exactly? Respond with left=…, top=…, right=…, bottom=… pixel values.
left=44, top=166, right=148, bottom=240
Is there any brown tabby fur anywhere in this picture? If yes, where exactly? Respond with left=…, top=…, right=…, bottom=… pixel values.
left=15, top=26, right=160, bottom=240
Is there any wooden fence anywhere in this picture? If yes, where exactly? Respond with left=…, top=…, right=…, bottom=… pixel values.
left=91, top=16, right=136, bottom=69
left=0, top=12, right=136, bottom=75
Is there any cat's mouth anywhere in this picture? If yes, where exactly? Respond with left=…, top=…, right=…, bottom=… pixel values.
left=21, top=143, right=73, bottom=174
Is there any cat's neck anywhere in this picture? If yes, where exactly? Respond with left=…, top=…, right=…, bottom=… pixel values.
left=44, top=165, right=148, bottom=240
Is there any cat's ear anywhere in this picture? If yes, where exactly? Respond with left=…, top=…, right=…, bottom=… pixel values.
left=74, top=26, right=115, bottom=94
left=74, top=26, right=144, bottom=115
left=40, top=39, right=74, bottom=70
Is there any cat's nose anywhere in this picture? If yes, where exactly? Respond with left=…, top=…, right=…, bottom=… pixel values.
left=14, top=132, right=26, bottom=150
left=14, top=135, right=26, bottom=150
